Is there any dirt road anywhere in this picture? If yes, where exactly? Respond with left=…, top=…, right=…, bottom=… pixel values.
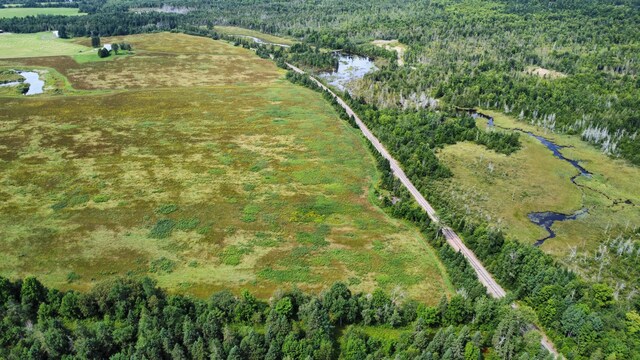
left=286, top=62, right=558, bottom=356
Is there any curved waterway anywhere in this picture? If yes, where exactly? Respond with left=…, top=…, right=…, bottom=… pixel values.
left=515, top=131, right=591, bottom=245
left=0, top=71, right=44, bottom=95
left=470, top=110, right=592, bottom=245
left=520, top=131, right=591, bottom=245
left=527, top=132, right=591, bottom=177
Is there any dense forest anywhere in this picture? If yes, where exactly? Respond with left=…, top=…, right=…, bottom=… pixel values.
left=0, top=274, right=557, bottom=359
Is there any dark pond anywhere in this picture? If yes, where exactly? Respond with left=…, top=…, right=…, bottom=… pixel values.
left=528, top=208, right=589, bottom=246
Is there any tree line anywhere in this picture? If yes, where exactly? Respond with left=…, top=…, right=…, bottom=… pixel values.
left=0, top=274, right=556, bottom=359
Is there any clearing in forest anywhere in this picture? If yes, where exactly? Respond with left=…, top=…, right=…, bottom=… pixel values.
left=0, top=32, right=452, bottom=303
left=372, top=39, right=407, bottom=66
left=435, top=110, right=640, bottom=286
left=525, top=66, right=567, bottom=79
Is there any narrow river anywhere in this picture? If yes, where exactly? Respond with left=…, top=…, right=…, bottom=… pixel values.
left=518, top=131, right=592, bottom=245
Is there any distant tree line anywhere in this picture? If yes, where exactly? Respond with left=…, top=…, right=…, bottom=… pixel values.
left=5, top=1, right=635, bottom=164
left=0, top=12, right=182, bottom=36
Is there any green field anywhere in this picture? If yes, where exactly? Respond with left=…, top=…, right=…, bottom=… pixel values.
left=0, top=32, right=90, bottom=58
left=0, top=7, right=85, bottom=18
left=0, top=33, right=451, bottom=303
left=214, top=25, right=297, bottom=45
left=435, top=110, right=640, bottom=284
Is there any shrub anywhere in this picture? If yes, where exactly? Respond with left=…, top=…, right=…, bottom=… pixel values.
left=241, top=204, right=260, bottom=222
left=51, top=200, right=68, bottom=211
left=66, top=272, right=80, bottom=283
left=296, top=231, right=328, bottom=246
left=156, top=204, right=178, bottom=215
left=68, top=193, right=89, bottom=206
left=176, top=217, right=200, bottom=231
left=93, top=194, right=110, bottom=203
left=220, top=245, right=251, bottom=266
left=149, top=257, right=176, bottom=274
left=149, top=219, right=175, bottom=239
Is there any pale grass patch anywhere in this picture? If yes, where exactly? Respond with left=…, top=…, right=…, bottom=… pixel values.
left=78, top=227, right=174, bottom=260
left=372, top=39, right=407, bottom=66
left=72, top=130, right=103, bottom=147
left=525, top=66, right=567, bottom=79
left=234, top=134, right=306, bottom=162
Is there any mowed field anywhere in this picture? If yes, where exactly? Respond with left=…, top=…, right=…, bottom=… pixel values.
left=0, top=32, right=90, bottom=59
left=0, top=7, right=85, bottom=18
left=0, top=33, right=452, bottom=302
left=435, top=110, right=640, bottom=283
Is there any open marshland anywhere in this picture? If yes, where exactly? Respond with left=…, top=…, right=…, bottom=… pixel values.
left=0, top=32, right=451, bottom=302
left=435, top=110, right=640, bottom=285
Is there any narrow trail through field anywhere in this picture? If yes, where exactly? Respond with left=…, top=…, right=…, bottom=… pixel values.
left=286, top=62, right=559, bottom=357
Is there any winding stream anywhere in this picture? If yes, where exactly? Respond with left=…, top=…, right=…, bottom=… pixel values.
left=527, top=132, right=591, bottom=177
left=471, top=110, right=593, bottom=245
left=521, top=131, right=592, bottom=245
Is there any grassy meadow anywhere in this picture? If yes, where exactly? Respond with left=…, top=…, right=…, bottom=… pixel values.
left=0, top=7, right=85, bottom=18
left=0, top=32, right=90, bottom=59
left=0, top=33, right=451, bottom=302
left=435, top=110, right=640, bottom=284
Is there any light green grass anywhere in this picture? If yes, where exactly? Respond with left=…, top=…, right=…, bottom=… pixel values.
left=0, top=33, right=451, bottom=303
left=214, top=25, right=296, bottom=46
left=0, top=7, right=85, bottom=18
left=356, top=325, right=410, bottom=340
left=0, top=32, right=90, bottom=58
